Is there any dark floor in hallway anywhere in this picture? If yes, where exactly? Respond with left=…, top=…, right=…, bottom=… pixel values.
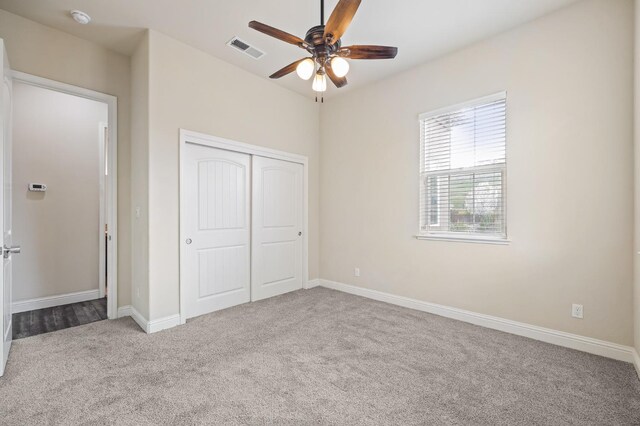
left=12, top=298, right=107, bottom=339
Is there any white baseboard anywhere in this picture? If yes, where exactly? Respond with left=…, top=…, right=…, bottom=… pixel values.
left=304, top=278, right=320, bottom=289
left=117, top=305, right=132, bottom=318
left=117, top=305, right=148, bottom=332
left=633, top=349, right=640, bottom=380
left=117, top=305, right=179, bottom=334
left=148, top=314, right=181, bottom=333
left=318, top=279, right=636, bottom=364
left=12, top=289, right=101, bottom=313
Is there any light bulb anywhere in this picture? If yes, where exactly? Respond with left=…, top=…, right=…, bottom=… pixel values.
left=296, top=58, right=315, bottom=80
left=330, top=57, right=349, bottom=78
left=312, top=72, right=327, bottom=92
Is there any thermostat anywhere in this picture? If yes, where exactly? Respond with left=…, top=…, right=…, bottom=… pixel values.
left=28, top=183, right=47, bottom=192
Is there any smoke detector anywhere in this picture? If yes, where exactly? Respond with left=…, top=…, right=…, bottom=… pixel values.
left=70, top=10, right=91, bottom=25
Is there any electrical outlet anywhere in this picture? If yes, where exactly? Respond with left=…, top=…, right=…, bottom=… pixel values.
left=571, top=304, right=583, bottom=319
left=354, top=267, right=360, bottom=277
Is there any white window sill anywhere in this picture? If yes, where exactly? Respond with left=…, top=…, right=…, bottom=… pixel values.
left=415, top=235, right=511, bottom=245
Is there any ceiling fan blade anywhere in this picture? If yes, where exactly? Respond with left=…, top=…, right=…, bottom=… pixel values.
left=323, top=0, right=362, bottom=46
left=249, top=21, right=305, bottom=47
left=269, top=58, right=308, bottom=79
left=326, top=64, right=348, bottom=88
left=340, top=45, right=398, bottom=59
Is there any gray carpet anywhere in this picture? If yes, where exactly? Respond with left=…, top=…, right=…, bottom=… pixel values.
left=0, top=287, right=638, bottom=425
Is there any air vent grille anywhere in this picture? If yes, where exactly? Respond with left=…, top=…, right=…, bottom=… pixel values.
left=227, top=37, right=265, bottom=60
left=231, top=38, right=250, bottom=51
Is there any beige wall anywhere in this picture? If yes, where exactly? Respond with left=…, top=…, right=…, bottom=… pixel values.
left=12, top=82, right=107, bottom=301
left=130, top=32, right=150, bottom=319
left=320, top=0, right=634, bottom=345
left=146, top=30, right=320, bottom=320
left=0, top=10, right=132, bottom=308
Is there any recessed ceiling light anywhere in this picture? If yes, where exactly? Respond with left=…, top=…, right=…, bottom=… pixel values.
left=70, top=10, right=91, bottom=25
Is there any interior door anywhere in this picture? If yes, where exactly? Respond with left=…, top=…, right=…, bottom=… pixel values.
left=251, top=156, right=303, bottom=301
left=0, top=39, right=14, bottom=377
left=183, top=143, right=251, bottom=319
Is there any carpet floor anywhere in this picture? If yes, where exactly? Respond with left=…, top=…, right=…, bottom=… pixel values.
left=0, top=287, right=638, bottom=425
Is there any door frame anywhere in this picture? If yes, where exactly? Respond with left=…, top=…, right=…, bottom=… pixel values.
left=98, top=121, right=108, bottom=299
left=179, top=129, right=309, bottom=325
left=11, top=71, right=119, bottom=320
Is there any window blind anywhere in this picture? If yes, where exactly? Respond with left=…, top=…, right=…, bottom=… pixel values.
left=419, top=93, right=507, bottom=240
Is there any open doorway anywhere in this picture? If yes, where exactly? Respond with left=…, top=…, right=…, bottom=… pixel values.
left=9, top=73, right=117, bottom=338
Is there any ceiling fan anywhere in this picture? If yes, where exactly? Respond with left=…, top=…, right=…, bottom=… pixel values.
left=248, top=0, right=398, bottom=100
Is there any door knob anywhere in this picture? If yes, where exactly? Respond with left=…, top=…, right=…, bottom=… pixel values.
left=298, top=232, right=302, bottom=236
left=3, top=245, right=21, bottom=259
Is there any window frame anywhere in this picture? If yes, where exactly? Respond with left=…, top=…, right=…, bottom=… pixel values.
left=417, top=92, right=509, bottom=244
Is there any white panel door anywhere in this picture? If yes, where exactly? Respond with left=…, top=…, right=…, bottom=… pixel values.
left=0, top=40, right=15, bottom=377
left=251, top=156, right=303, bottom=301
left=183, top=144, right=251, bottom=319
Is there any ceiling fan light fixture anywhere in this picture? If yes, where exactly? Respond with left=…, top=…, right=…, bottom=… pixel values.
left=296, top=58, right=315, bottom=80
left=312, top=72, right=327, bottom=92
left=330, top=57, right=349, bottom=78
left=249, top=0, right=397, bottom=96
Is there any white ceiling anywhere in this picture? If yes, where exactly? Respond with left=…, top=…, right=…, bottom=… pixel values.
left=0, top=0, right=580, bottom=98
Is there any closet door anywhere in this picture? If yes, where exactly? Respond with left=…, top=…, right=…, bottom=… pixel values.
left=251, top=156, right=303, bottom=301
left=183, top=144, right=251, bottom=319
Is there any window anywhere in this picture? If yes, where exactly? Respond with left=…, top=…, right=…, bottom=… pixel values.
left=419, top=92, right=507, bottom=242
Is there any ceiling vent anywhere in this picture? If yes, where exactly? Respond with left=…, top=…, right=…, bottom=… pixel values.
left=227, top=37, right=265, bottom=60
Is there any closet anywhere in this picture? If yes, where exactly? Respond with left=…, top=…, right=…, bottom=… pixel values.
left=180, top=133, right=305, bottom=320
